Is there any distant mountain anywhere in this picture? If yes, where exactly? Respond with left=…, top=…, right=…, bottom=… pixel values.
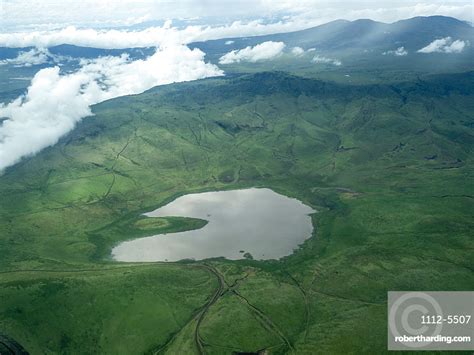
left=190, top=16, right=474, bottom=58
left=0, top=46, right=34, bottom=60
left=48, top=44, right=156, bottom=59
left=0, top=44, right=156, bottom=61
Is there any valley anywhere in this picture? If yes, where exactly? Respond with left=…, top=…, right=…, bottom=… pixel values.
left=0, top=67, right=472, bottom=353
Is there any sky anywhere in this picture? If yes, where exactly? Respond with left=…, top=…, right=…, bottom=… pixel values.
left=1, top=0, right=473, bottom=33
left=0, top=0, right=472, bottom=172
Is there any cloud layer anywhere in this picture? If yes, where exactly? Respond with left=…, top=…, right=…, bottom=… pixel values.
left=219, top=41, right=286, bottom=64
left=0, top=45, right=223, bottom=171
left=417, top=37, right=468, bottom=53
left=3, top=0, right=473, bottom=33
left=1, top=2, right=472, bottom=50
left=0, top=22, right=314, bottom=49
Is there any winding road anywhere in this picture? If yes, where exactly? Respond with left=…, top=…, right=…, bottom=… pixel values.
left=194, top=264, right=225, bottom=354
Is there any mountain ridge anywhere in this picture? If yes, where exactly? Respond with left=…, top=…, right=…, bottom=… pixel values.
left=190, top=15, right=474, bottom=57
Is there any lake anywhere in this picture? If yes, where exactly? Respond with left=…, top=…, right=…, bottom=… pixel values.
left=112, top=188, right=315, bottom=262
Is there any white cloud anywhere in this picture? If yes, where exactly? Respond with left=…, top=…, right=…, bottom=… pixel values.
left=417, top=37, right=468, bottom=53
left=0, top=48, right=52, bottom=67
left=446, top=39, right=468, bottom=53
left=0, top=45, right=223, bottom=171
left=225, top=40, right=235, bottom=45
left=311, top=55, right=341, bottom=66
left=291, top=46, right=305, bottom=56
left=382, top=46, right=408, bottom=56
left=219, top=41, right=286, bottom=64
left=0, top=22, right=289, bottom=49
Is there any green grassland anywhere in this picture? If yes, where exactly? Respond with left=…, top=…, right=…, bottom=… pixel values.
left=0, top=70, right=473, bottom=354
left=211, top=50, right=474, bottom=86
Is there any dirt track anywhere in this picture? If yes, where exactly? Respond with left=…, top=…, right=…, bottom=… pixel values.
left=0, top=334, right=29, bottom=355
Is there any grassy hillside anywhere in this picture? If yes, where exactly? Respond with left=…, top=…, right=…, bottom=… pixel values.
left=0, top=71, right=473, bottom=354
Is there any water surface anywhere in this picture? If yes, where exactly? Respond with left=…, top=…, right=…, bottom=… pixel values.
left=112, top=188, right=315, bottom=262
